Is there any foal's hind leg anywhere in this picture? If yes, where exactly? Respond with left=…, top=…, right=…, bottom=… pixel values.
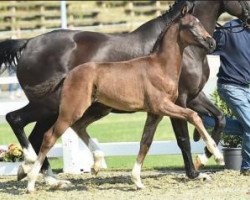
left=157, top=99, right=224, bottom=166
left=28, top=116, right=71, bottom=188
left=72, top=102, right=112, bottom=175
left=27, top=87, right=93, bottom=192
left=131, top=113, right=162, bottom=189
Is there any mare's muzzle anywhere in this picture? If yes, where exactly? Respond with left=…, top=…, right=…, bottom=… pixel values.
left=244, top=17, right=250, bottom=27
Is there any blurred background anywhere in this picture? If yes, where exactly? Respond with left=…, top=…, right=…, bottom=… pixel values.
left=0, top=1, right=233, bottom=39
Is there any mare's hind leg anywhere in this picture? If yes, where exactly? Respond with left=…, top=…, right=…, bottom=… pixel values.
left=6, top=103, right=52, bottom=179
left=156, top=99, right=224, bottom=168
left=170, top=118, right=200, bottom=179
left=6, top=104, right=38, bottom=163
left=131, top=113, right=162, bottom=189
left=187, top=92, right=226, bottom=168
left=71, top=102, right=112, bottom=175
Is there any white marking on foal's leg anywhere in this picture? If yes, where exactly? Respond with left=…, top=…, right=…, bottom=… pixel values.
left=131, top=162, right=144, bottom=189
left=43, top=167, right=71, bottom=189
left=23, top=144, right=37, bottom=163
left=27, top=160, right=43, bottom=193
left=206, top=140, right=224, bottom=166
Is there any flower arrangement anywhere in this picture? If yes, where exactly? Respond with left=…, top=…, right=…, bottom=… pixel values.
left=211, top=90, right=242, bottom=148
left=0, top=144, right=24, bottom=162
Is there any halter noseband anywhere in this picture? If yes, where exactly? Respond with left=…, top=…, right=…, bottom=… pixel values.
left=216, top=0, right=250, bottom=31
left=239, top=0, right=250, bottom=27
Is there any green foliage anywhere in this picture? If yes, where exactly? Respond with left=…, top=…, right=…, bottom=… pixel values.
left=210, top=90, right=242, bottom=148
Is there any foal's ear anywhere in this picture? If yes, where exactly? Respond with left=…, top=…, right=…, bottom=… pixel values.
left=181, top=5, right=188, bottom=16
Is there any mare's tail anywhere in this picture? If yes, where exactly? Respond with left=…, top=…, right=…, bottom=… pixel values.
left=0, top=39, right=28, bottom=74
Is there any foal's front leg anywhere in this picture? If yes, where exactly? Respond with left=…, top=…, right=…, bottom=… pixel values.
left=132, top=113, right=162, bottom=189
left=157, top=99, right=224, bottom=166
left=187, top=92, right=226, bottom=169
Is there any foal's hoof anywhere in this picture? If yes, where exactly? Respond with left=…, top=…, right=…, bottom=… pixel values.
left=131, top=176, right=145, bottom=190
left=213, top=149, right=224, bottom=166
left=26, top=188, right=36, bottom=194
left=215, top=157, right=225, bottom=166
left=197, top=173, right=212, bottom=181
left=50, top=180, right=72, bottom=190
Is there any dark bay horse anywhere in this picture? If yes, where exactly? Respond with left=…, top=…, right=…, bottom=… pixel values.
left=0, top=0, right=249, bottom=186
left=25, top=8, right=217, bottom=192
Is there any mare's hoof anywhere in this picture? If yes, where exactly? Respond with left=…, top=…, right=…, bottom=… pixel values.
left=194, top=154, right=208, bottom=170
left=194, top=156, right=204, bottom=170
left=91, top=167, right=99, bottom=176
left=17, top=164, right=27, bottom=181
left=91, top=150, right=105, bottom=176
left=193, top=128, right=201, bottom=142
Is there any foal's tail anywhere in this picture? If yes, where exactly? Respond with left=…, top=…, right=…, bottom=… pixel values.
left=0, top=39, right=28, bottom=74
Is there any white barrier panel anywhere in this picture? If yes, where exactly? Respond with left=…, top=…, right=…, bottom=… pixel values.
left=0, top=76, right=19, bottom=85
left=62, top=128, right=107, bottom=174
left=203, top=55, right=220, bottom=96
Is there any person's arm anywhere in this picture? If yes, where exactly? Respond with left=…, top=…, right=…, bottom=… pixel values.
left=212, top=29, right=226, bottom=55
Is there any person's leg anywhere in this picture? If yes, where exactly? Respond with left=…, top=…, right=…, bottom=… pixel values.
left=202, top=114, right=243, bottom=136
left=217, top=83, right=250, bottom=172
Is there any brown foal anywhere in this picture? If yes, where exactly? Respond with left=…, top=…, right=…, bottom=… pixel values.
left=27, top=9, right=222, bottom=192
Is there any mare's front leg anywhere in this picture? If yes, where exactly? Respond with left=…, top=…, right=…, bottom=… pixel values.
left=72, top=102, right=112, bottom=175
left=131, top=113, right=162, bottom=189
left=187, top=92, right=226, bottom=168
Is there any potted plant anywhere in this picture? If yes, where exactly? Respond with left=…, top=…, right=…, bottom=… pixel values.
left=211, top=90, right=242, bottom=170
left=0, top=144, right=24, bottom=175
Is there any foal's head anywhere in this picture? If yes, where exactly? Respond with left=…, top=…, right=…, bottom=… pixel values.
left=179, top=9, right=216, bottom=53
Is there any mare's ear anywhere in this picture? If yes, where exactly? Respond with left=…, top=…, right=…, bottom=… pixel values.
left=181, top=5, right=188, bottom=16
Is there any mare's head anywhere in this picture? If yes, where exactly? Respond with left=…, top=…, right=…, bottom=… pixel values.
left=179, top=7, right=216, bottom=53
left=221, top=1, right=250, bottom=27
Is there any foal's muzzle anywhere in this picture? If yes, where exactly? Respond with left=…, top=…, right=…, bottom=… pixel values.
left=204, top=37, right=216, bottom=53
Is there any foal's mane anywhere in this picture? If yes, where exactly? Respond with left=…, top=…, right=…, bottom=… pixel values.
left=151, top=0, right=193, bottom=53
